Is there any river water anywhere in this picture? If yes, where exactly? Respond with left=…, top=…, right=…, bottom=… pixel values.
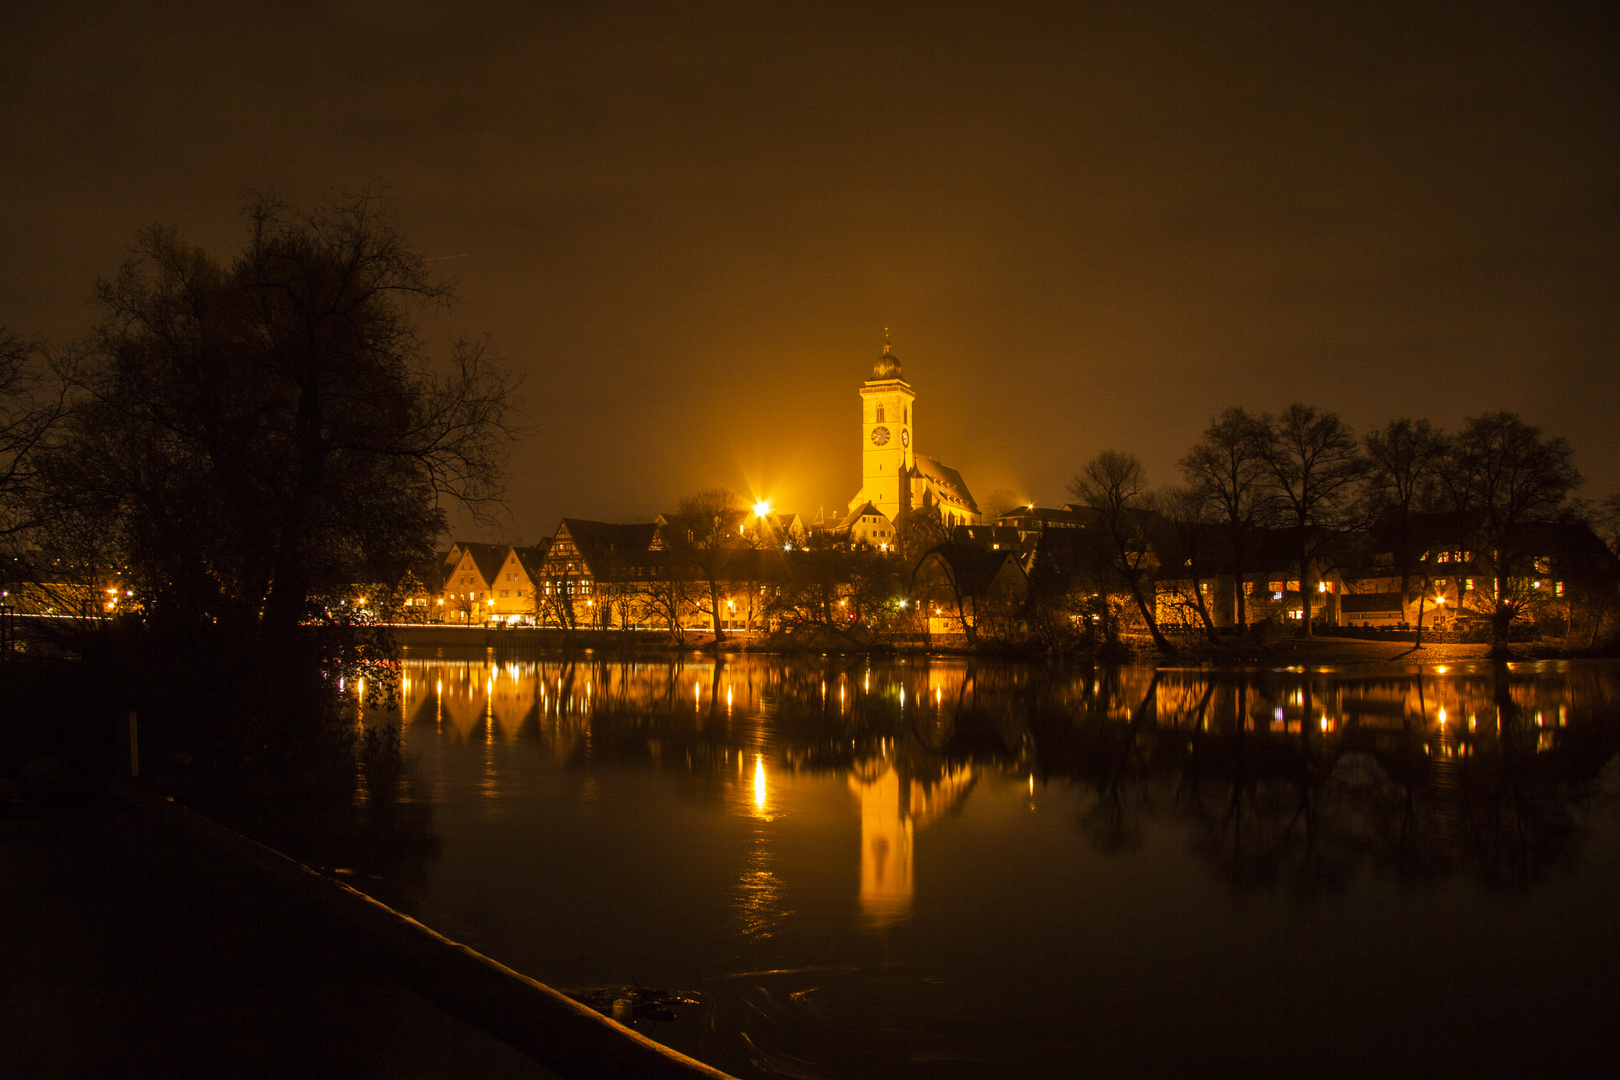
left=357, top=654, right=1620, bottom=1078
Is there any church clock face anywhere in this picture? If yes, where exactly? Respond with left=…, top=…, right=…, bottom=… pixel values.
left=870, top=425, right=891, bottom=446
left=900, top=429, right=910, bottom=447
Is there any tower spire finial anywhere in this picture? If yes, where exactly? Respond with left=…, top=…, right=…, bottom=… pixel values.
left=871, top=329, right=902, bottom=379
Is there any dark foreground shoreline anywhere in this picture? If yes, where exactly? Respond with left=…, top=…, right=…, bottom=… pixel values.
left=1, top=791, right=560, bottom=1078
left=1, top=786, right=733, bottom=1079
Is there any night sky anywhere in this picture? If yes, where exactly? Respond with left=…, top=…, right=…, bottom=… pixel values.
left=3, top=2, right=1616, bottom=543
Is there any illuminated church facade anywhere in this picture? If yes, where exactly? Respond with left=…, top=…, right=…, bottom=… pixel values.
left=843, top=335, right=980, bottom=540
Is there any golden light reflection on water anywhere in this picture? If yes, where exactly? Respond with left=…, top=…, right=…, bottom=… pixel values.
left=732, top=833, right=790, bottom=940
left=848, top=760, right=975, bottom=929
left=364, top=654, right=1615, bottom=936
left=380, top=657, right=1601, bottom=770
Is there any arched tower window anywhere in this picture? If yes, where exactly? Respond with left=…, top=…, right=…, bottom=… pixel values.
left=876, top=405, right=885, bottom=423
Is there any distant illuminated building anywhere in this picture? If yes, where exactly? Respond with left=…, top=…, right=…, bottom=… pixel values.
left=845, top=333, right=980, bottom=537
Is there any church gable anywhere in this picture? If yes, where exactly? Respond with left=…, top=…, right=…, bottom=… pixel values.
left=913, top=455, right=980, bottom=518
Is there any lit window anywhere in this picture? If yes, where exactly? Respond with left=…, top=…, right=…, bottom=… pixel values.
left=1555, top=581, right=1565, bottom=597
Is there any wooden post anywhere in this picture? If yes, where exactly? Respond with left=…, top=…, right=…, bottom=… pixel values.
left=128, top=711, right=139, bottom=778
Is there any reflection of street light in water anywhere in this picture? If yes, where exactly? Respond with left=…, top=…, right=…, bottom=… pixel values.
left=754, top=755, right=767, bottom=813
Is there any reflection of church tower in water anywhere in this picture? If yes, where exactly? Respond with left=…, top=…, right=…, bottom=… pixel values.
left=848, top=757, right=976, bottom=930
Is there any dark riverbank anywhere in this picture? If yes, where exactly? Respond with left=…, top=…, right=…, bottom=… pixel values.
left=393, top=621, right=1575, bottom=668
left=1, top=790, right=560, bottom=1079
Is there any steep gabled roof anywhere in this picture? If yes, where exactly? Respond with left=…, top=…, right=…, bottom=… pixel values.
left=1507, top=520, right=1620, bottom=576
left=417, top=553, right=454, bottom=592
left=513, top=541, right=551, bottom=581
left=951, top=524, right=1023, bottom=550
left=558, top=519, right=659, bottom=575
left=758, top=511, right=805, bottom=537
left=911, top=542, right=1025, bottom=599
left=914, top=455, right=979, bottom=515
left=838, top=501, right=888, bottom=530
left=1366, top=508, right=1487, bottom=557
left=453, top=541, right=509, bottom=586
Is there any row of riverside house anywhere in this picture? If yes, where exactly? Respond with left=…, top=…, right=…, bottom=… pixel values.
left=414, top=510, right=816, bottom=632
left=414, top=508, right=1029, bottom=638
left=977, top=503, right=1619, bottom=638
left=398, top=500, right=1617, bottom=642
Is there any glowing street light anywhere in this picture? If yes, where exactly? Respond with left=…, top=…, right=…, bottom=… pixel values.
left=753, top=498, right=772, bottom=518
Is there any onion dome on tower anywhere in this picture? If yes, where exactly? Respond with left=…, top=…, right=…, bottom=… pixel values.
left=872, top=329, right=903, bottom=380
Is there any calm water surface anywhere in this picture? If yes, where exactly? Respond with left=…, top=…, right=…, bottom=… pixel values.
left=359, top=654, right=1620, bottom=1078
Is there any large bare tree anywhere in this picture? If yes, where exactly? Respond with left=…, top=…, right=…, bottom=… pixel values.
left=1179, top=406, right=1270, bottom=630
left=0, top=329, right=65, bottom=552
left=670, top=488, right=745, bottom=643
left=1149, top=485, right=1221, bottom=643
left=43, top=192, right=516, bottom=652
left=1364, top=418, right=1451, bottom=643
left=1068, top=450, right=1174, bottom=652
left=1260, top=405, right=1368, bottom=637
left=1446, top=411, right=1581, bottom=649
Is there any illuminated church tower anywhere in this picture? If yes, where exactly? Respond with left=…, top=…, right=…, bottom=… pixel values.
left=855, top=332, right=915, bottom=522
left=846, top=332, right=980, bottom=531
